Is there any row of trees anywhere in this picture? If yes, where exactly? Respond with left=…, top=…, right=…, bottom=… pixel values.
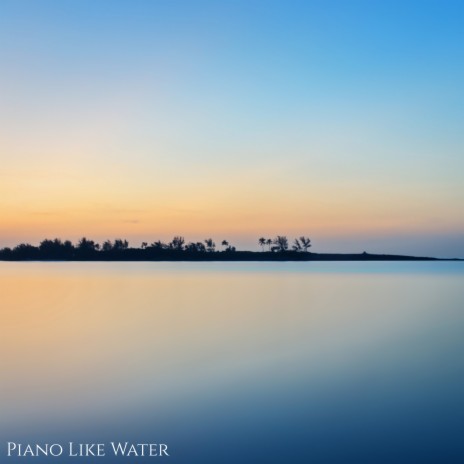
left=0, top=235, right=312, bottom=260
left=140, top=237, right=236, bottom=253
left=259, top=236, right=311, bottom=252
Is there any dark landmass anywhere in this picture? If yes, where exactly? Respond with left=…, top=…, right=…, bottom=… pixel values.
left=0, top=237, right=459, bottom=261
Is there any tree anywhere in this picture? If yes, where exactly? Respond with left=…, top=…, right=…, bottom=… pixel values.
left=113, top=239, right=129, bottom=251
left=12, top=243, right=39, bottom=259
left=222, top=240, right=236, bottom=252
left=150, top=240, right=167, bottom=250
left=299, top=236, right=311, bottom=252
left=39, top=238, right=74, bottom=258
left=185, top=242, right=198, bottom=252
left=266, top=238, right=272, bottom=251
left=204, top=238, right=216, bottom=252
left=185, top=242, right=207, bottom=252
left=39, top=238, right=61, bottom=253
left=63, top=240, right=73, bottom=250
left=102, top=240, right=113, bottom=252
left=141, top=242, right=148, bottom=249
left=169, top=236, right=185, bottom=251
left=258, top=237, right=266, bottom=251
left=273, top=236, right=288, bottom=252
left=292, top=238, right=302, bottom=251
left=77, top=237, right=97, bottom=252
left=196, top=242, right=207, bottom=252
left=0, top=247, right=12, bottom=259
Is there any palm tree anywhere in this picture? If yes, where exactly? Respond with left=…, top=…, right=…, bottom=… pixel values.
left=266, top=238, right=272, bottom=251
left=299, top=236, right=311, bottom=252
left=273, top=236, right=288, bottom=252
left=141, top=242, right=148, bottom=249
left=221, top=240, right=229, bottom=249
left=258, top=237, right=266, bottom=251
left=292, top=238, right=302, bottom=251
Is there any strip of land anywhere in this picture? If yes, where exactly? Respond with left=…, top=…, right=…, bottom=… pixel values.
left=1, top=238, right=460, bottom=261
left=0, top=250, right=457, bottom=261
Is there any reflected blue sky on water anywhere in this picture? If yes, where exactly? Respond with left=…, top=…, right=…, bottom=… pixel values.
left=1, top=262, right=463, bottom=463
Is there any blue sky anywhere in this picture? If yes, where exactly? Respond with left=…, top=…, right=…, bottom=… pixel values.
left=0, top=0, right=463, bottom=256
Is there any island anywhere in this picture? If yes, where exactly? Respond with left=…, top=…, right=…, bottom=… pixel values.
left=0, top=236, right=460, bottom=261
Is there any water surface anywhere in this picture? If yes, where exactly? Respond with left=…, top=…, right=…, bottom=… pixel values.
left=1, top=262, right=463, bottom=463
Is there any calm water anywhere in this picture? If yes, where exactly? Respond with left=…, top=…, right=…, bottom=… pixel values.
left=1, top=262, right=463, bottom=463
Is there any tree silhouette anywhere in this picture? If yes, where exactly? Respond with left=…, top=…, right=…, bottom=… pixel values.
left=151, top=240, right=167, bottom=250
left=292, top=238, right=302, bottom=251
left=0, top=234, right=319, bottom=261
left=102, top=240, right=113, bottom=252
left=273, top=236, right=288, bottom=252
left=169, top=236, right=185, bottom=251
left=38, top=238, right=74, bottom=258
left=204, top=238, right=216, bottom=252
left=39, top=238, right=60, bottom=253
left=0, top=247, right=12, bottom=259
left=113, top=239, right=129, bottom=251
left=221, top=240, right=236, bottom=252
left=0, top=233, right=444, bottom=262
left=196, top=242, right=207, bottom=252
left=78, top=237, right=97, bottom=252
left=185, top=242, right=198, bottom=252
left=185, top=242, right=208, bottom=253
left=299, top=236, right=311, bottom=252
left=12, top=243, right=39, bottom=259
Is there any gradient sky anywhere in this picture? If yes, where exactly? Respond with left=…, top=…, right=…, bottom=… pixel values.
left=1, top=0, right=463, bottom=256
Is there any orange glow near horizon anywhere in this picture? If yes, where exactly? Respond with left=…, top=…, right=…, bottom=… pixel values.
left=1, top=1, right=463, bottom=258
left=1, top=165, right=462, bottom=249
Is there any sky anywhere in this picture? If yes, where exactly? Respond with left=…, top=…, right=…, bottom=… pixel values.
left=0, top=0, right=463, bottom=257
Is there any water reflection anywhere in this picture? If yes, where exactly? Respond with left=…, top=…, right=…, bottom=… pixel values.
left=1, top=262, right=463, bottom=463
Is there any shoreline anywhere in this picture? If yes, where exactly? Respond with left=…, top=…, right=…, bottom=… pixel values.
left=0, top=252, right=461, bottom=262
